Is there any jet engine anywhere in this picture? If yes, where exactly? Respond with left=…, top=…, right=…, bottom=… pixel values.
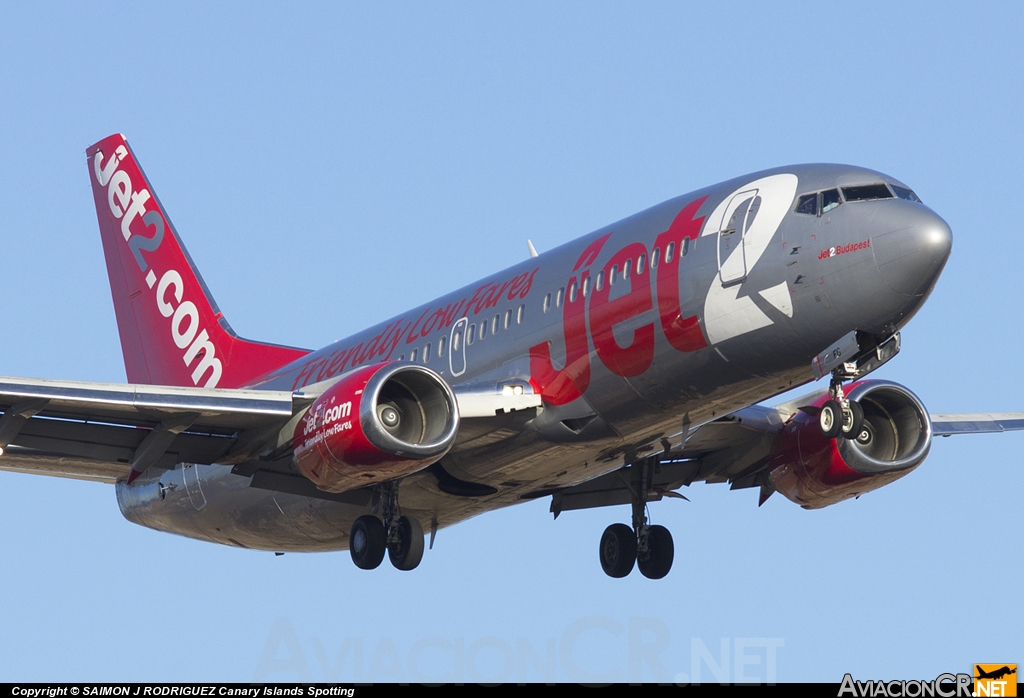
left=768, top=380, right=932, bottom=509
left=293, top=362, right=459, bottom=493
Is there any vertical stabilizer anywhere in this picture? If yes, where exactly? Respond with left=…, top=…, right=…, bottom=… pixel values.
left=87, top=134, right=309, bottom=389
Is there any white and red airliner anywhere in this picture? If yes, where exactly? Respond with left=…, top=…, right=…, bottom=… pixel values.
left=0, top=134, right=1016, bottom=578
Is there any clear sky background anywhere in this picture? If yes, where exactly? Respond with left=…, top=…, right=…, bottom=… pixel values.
left=0, top=2, right=1021, bottom=683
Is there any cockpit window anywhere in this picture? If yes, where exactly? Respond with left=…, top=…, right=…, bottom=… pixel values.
left=891, top=185, right=921, bottom=202
left=795, top=193, right=818, bottom=215
left=842, top=184, right=894, bottom=202
left=821, top=188, right=841, bottom=214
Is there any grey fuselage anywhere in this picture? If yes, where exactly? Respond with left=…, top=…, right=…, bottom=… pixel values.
left=117, top=164, right=953, bottom=552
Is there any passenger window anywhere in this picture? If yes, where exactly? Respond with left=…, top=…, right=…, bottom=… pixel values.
left=543, top=293, right=551, bottom=313
left=582, top=276, right=591, bottom=297
left=891, top=185, right=921, bottom=202
left=637, top=254, right=646, bottom=274
left=479, top=322, right=487, bottom=340
left=682, top=237, right=689, bottom=257
left=492, top=314, right=500, bottom=334
left=517, top=304, right=525, bottom=324
left=556, top=287, right=564, bottom=307
left=504, top=309, right=512, bottom=329
left=651, top=250, right=658, bottom=269
left=610, top=265, right=618, bottom=285
left=821, top=189, right=841, bottom=214
left=410, top=348, right=418, bottom=362
left=842, top=184, right=894, bottom=202
left=424, top=343, right=431, bottom=361
left=596, top=271, right=604, bottom=291
left=467, top=324, right=476, bottom=345
left=438, top=335, right=447, bottom=357
left=795, top=193, right=818, bottom=215
left=398, top=354, right=405, bottom=361
left=568, top=280, right=578, bottom=303
left=623, top=260, right=631, bottom=279
left=452, top=331, right=462, bottom=352
left=665, top=243, right=674, bottom=264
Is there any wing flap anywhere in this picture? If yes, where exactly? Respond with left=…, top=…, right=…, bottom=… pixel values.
left=0, top=450, right=129, bottom=483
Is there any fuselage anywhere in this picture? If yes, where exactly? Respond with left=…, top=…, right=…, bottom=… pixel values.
left=117, top=163, right=953, bottom=551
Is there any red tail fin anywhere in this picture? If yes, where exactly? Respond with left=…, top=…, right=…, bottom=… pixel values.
left=87, top=134, right=309, bottom=388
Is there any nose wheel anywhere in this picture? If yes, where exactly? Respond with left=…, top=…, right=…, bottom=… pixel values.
left=819, top=367, right=865, bottom=441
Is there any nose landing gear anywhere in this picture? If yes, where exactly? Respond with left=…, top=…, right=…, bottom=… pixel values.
left=819, top=365, right=866, bottom=441
left=812, top=330, right=902, bottom=442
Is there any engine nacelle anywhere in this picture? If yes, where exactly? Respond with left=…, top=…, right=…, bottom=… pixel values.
left=768, top=380, right=932, bottom=509
left=293, top=362, right=459, bottom=493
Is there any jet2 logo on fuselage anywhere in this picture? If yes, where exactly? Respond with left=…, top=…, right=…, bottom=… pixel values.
left=701, top=174, right=798, bottom=345
left=529, top=174, right=798, bottom=405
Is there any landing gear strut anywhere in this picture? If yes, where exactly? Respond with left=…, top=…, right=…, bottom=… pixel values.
left=349, top=481, right=425, bottom=571
left=819, top=364, right=865, bottom=441
left=598, top=455, right=675, bottom=580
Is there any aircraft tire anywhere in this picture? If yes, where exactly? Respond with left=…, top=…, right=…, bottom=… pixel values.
left=819, top=400, right=842, bottom=439
left=840, top=400, right=865, bottom=440
left=638, top=525, right=674, bottom=580
left=599, top=523, right=637, bottom=578
left=388, top=516, right=425, bottom=571
left=350, top=515, right=387, bottom=570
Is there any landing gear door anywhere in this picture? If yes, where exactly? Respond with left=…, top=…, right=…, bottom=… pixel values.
left=716, top=188, right=760, bottom=286
left=449, top=317, right=468, bottom=377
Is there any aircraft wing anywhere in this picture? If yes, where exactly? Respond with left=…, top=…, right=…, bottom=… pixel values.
left=0, top=376, right=298, bottom=484
left=930, top=413, right=1024, bottom=435
left=549, top=405, right=1024, bottom=516
left=0, top=373, right=542, bottom=486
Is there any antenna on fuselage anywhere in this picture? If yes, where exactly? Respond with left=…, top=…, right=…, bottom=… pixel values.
left=527, top=240, right=539, bottom=258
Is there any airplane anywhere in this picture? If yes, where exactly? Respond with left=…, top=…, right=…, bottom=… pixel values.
left=975, top=667, right=1016, bottom=681
left=0, top=133, right=1019, bottom=579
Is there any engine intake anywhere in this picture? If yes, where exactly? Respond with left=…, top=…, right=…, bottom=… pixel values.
left=293, top=362, right=459, bottom=493
left=768, top=380, right=932, bottom=508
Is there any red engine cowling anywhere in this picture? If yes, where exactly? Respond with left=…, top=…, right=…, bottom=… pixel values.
left=293, top=362, right=459, bottom=493
left=768, top=380, right=933, bottom=509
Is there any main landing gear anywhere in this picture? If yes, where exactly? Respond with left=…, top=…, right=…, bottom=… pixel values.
left=349, top=482, right=425, bottom=572
left=818, top=365, right=867, bottom=442
left=598, top=456, right=675, bottom=580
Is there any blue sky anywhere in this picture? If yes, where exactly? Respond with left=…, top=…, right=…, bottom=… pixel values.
left=0, top=2, right=1021, bottom=683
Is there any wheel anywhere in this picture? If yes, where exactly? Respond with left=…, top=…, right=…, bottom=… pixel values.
left=819, top=400, right=842, bottom=439
left=840, top=400, right=865, bottom=440
left=637, top=525, right=674, bottom=580
left=599, top=523, right=637, bottom=578
left=350, top=515, right=386, bottom=570
left=388, top=516, right=425, bottom=571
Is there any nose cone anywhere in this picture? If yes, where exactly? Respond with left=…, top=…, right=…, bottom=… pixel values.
left=872, top=210, right=952, bottom=297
